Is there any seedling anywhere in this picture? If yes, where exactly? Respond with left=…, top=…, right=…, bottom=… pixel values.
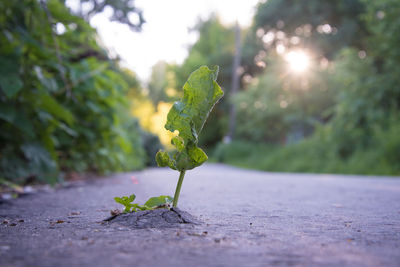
left=156, top=65, right=223, bottom=207
left=115, top=66, right=223, bottom=211
left=114, top=194, right=173, bottom=213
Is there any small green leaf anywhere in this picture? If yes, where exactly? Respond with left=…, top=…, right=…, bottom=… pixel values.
left=128, top=194, right=136, bottom=202
left=144, top=195, right=173, bottom=208
left=114, top=197, right=124, bottom=204
left=114, top=194, right=136, bottom=213
left=187, top=145, right=208, bottom=166
left=155, top=150, right=176, bottom=170
left=37, top=94, right=75, bottom=125
left=0, top=74, right=23, bottom=98
left=0, top=55, right=23, bottom=98
left=0, top=104, right=34, bottom=136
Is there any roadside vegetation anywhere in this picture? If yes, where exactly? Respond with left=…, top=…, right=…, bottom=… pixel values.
left=211, top=0, right=400, bottom=176
left=0, top=0, right=157, bottom=184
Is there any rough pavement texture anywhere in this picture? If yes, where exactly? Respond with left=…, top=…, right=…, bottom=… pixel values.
left=108, top=208, right=200, bottom=229
left=0, top=163, right=399, bottom=267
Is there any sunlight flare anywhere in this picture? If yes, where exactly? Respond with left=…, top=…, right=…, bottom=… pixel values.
left=285, top=50, right=310, bottom=73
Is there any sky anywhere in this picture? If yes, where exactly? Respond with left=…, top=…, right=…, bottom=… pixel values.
left=87, top=0, right=260, bottom=82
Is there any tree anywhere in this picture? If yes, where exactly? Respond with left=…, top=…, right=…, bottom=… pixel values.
left=71, top=0, right=144, bottom=31
left=147, top=61, right=179, bottom=106
left=0, top=0, right=146, bottom=183
left=242, top=0, right=367, bottom=78
left=326, top=0, right=400, bottom=158
left=234, top=54, right=335, bottom=143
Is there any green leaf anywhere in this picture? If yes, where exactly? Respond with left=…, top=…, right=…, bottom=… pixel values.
left=155, top=150, right=176, bottom=170
left=0, top=55, right=23, bottom=98
left=165, top=65, right=223, bottom=143
left=144, top=195, right=173, bottom=208
left=156, top=65, right=223, bottom=171
left=114, top=197, right=125, bottom=205
left=187, top=145, right=208, bottom=166
left=173, top=144, right=207, bottom=171
left=127, top=194, right=136, bottom=202
left=0, top=103, right=34, bottom=136
left=0, top=103, right=16, bottom=124
left=19, top=143, right=59, bottom=184
left=114, top=194, right=136, bottom=212
left=0, top=74, right=23, bottom=98
left=37, top=94, right=75, bottom=125
left=114, top=194, right=172, bottom=212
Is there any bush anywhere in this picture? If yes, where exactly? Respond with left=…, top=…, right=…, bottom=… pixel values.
left=234, top=55, right=335, bottom=143
left=213, top=118, right=400, bottom=176
left=141, top=130, right=163, bottom=167
left=0, top=0, right=146, bottom=183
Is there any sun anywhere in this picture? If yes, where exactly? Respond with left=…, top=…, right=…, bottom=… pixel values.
left=285, top=50, right=310, bottom=73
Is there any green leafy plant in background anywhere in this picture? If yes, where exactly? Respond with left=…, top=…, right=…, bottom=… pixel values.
left=115, top=66, right=223, bottom=211
left=0, top=0, right=150, bottom=184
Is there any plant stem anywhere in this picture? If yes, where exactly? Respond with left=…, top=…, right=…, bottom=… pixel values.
left=173, top=170, right=186, bottom=207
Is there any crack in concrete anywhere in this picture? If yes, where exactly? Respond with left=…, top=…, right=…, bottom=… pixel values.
left=170, top=208, right=190, bottom=224
left=105, top=208, right=200, bottom=229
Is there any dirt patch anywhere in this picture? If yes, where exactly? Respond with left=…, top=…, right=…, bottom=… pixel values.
left=105, top=208, right=201, bottom=229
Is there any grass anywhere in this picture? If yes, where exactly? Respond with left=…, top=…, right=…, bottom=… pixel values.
left=211, top=136, right=400, bottom=176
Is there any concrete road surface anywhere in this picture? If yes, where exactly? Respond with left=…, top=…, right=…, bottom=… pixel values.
left=1, top=164, right=399, bottom=266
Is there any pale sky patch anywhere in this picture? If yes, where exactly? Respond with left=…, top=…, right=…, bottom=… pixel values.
left=71, top=0, right=260, bottom=82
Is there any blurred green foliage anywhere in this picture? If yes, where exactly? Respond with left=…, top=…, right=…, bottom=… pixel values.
left=172, top=16, right=235, bottom=148
left=0, top=0, right=150, bottom=183
left=214, top=116, right=400, bottom=175
left=252, top=0, right=366, bottom=58
left=3, top=0, right=398, bottom=180
left=209, top=0, right=400, bottom=175
left=233, top=55, right=335, bottom=143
